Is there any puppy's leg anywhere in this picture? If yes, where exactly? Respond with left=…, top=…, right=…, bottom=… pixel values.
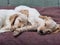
left=13, top=25, right=37, bottom=36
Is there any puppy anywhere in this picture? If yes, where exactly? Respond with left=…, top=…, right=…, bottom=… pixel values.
left=13, top=5, right=60, bottom=36
left=0, top=9, right=18, bottom=33
left=0, top=5, right=59, bottom=36
left=0, top=6, right=31, bottom=34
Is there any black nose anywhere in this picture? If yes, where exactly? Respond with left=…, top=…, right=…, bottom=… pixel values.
left=39, top=30, right=44, bottom=34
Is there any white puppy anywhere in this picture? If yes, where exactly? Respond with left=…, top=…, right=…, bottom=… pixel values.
left=0, top=9, right=17, bottom=33
left=13, top=5, right=59, bottom=36
left=0, top=9, right=29, bottom=33
left=0, top=5, right=59, bottom=36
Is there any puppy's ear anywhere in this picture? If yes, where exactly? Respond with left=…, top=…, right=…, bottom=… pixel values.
left=20, top=10, right=29, bottom=16
left=9, top=14, right=19, bottom=25
left=56, top=24, right=60, bottom=30
left=53, top=24, right=60, bottom=33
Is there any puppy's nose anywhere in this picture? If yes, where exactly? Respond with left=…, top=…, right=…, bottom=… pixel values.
left=39, top=30, right=44, bottom=34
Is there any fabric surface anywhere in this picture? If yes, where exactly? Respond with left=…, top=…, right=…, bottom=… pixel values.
left=0, top=7, right=60, bottom=45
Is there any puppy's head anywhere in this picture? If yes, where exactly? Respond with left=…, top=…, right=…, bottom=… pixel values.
left=19, top=10, right=29, bottom=17
left=38, top=16, right=58, bottom=34
left=13, top=15, right=27, bottom=28
left=9, top=14, right=27, bottom=31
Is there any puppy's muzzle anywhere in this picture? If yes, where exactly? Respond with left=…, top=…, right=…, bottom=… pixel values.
left=39, top=30, right=52, bottom=35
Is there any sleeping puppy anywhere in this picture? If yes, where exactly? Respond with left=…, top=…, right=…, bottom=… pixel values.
left=0, top=7, right=30, bottom=34
left=0, top=9, right=18, bottom=33
left=13, top=5, right=60, bottom=36
left=0, top=5, right=58, bottom=36
left=37, top=16, right=60, bottom=34
left=13, top=15, right=60, bottom=36
left=0, top=11, right=27, bottom=32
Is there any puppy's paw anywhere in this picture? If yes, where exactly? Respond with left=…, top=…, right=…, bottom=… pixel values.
left=10, top=26, right=16, bottom=32
left=13, top=29, right=23, bottom=37
left=13, top=30, right=19, bottom=37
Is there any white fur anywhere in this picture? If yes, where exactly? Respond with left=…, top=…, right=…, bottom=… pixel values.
left=0, top=9, right=16, bottom=33
left=15, top=5, right=41, bottom=25
left=13, top=5, right=58, bottom=36
left=0, top=5, right=58, bottom=35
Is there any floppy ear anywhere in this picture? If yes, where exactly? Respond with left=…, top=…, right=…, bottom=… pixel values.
left=9, top=14, right=19, bottom=25
left=53, top=24, right=60, bottom=33
left=56, top=24, right=60, bottom=30
left=20, top=10, right=29, bottom=16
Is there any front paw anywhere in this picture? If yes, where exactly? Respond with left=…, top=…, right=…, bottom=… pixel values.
left=10, top=26, right=16, bottom=32
left=13, top=29, right=23, bottom=37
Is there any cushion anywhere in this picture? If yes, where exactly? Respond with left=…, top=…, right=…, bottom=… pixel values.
left=0, top=7, right=60, bottom=45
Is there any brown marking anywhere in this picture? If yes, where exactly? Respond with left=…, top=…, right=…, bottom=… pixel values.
left=39, top=16, right=47, bottom=19
left=39, top=16, right=52, bottom=20
left=17, top=20, right=26, bottom=28
left=45, top=23, right=47, bottom=26
left=20, top=10, right=29, bottom=16
left=50, top=24, right=60, bottom=33
left=9, top=14, right=19, bottom=25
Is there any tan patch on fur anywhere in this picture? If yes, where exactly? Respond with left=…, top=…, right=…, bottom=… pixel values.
left=53, top=24, right=60, bottom=33
left=39, top=16, right=52, bottom=20
left=9, top=14, right=19, bottom=25
left=17, top=20, right=26, bottom=28
left=20, top=10, right=29, bottom=16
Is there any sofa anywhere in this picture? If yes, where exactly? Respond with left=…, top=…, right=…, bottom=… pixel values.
left=0, top=6, right=60, bottom=45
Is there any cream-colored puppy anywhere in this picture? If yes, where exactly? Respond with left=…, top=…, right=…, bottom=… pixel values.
left=0, top=5, right=58, bottom=36
left=0, top=9, right=17, bottom=33
left=13, top=5, right=59, bottom=36
left=37, top=16, right=59, bottom=34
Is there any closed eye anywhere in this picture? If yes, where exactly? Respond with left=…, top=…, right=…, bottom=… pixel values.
left=18, top=19, right=21, bottom=22
left=45, top=23, right=47, bottom=26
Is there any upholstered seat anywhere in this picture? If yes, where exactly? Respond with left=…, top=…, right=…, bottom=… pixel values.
left=0, top=7, right=60, bottom=45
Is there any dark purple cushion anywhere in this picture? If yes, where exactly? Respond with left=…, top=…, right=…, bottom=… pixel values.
left=0, top=7, right=60, bottom=45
